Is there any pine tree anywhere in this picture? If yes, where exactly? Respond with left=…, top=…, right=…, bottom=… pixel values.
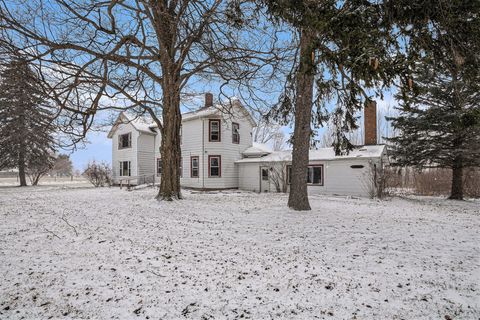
left=387, top=0, right=480, bottom=200
left=263, top=0, right=402, bottom=210
left=0, top=56, right=56, bottom=186
left=388, top=63, right=480, bottom=200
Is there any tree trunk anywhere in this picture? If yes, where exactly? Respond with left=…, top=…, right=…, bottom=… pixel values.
left=18, top=145, right=27, bottom=187
left=156, top=81, right=182, bottom=201
left=449, top=157, right=463, bottom=200
left=288, top=29, right=315, bottom=211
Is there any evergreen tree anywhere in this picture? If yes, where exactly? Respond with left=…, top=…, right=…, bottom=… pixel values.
left=0, top=56, right=56, bottom=186
left=387, top=0, right=480, bottom=200
left=388, top=60, right=480, bottom=200
left=263, top=0, right=402, bottom=210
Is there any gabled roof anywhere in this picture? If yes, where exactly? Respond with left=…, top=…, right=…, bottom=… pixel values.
left=181, top=98, right=256, bottom=127
left=108, top=98, right=257, bottom=137
left=107, top=113, right=156, bottom=138
left=236, top=145, right=387, bottom=163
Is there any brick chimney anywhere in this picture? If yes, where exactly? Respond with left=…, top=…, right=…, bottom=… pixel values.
left=205, top=92, right=213, bottom=108
left=364, top=100, right=377, bottom=145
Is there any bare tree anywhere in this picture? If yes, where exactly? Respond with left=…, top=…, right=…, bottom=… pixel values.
left=253, top=116, right=288, bottom=151
left=0, top=0, right=286, bottom=200
left=267, top=160, right=289, bottom=193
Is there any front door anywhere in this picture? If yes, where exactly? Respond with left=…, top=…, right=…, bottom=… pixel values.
left=260, top=166, right=270, bottom=192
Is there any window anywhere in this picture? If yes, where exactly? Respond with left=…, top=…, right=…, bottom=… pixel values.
left=307, top=166, right=323, bottom=185
left=209, top=119, right=221, bottom=142
left=157, top=158, right=163, bottom=176
left=287, top=164, right=323, bottom=185
left=191, top=156, right=199, bottom=178
left=119, top=161, right=131, bottom=176
left=208, top=155, right=221, bottom=177
left=232, top=122, right=240, bottom=144
left=261, top=168, right=269, bottom=181
left=118, top=133, right=132, bottom=149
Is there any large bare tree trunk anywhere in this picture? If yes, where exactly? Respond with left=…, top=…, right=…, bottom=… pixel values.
left=288, top=29, right=315, bottom=211
left=449, top=156, right=463, bottom=200
left=157, top=78, right=182, bottom=201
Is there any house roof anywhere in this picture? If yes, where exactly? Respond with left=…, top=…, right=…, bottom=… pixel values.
left=236, top=145, right=387, bottom=163
left=242, top=143, right=273, bottom=157
left=107, top=113, right=156, bottom=138
left=108, top=98, right=256, bottom=137
left=180, top=98, right=256, bottom=127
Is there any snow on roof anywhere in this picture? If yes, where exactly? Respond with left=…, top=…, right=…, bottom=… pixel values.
left=107, top=113, right=156, bottom=138
left=242, top=143, right=273, bottom=156
left=236, top=145, right=386, bottom=163
left=181, top=105, right=220, bottom=121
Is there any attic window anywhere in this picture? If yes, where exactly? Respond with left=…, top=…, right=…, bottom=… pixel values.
left=350, top=165, right=364, bottom=169
left=118, top=132, right=132, bottom=149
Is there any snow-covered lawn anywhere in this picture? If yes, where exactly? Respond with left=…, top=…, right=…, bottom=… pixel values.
left=0, top=186, right=478, bottom=319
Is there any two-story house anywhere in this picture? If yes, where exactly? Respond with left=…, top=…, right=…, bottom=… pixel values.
left=107, top=93, right=256, bottom=189
left=108, top=94, right=387, bottom=197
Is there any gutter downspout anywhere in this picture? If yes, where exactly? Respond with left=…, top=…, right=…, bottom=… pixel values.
left=202, top=118, right=205, bottom=189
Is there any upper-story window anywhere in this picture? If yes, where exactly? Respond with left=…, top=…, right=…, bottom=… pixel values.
left=209, top=119, right=221, bottom=142
left=118, top=132, right=132, bottom=149
left=232, top=122, right=240, bottom=144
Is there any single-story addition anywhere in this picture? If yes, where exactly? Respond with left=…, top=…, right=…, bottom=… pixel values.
left=107, top=93, right=387, bottom=197
left=236, top=144, right=388, bottom=197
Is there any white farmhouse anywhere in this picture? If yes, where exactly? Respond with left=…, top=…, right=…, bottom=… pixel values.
left=108, top=94, right=387, bottom=197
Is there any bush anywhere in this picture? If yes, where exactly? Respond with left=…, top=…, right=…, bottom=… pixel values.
left=83, top=161, right=112, bottom=187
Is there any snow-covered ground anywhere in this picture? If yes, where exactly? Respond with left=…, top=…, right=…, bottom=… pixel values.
left=0, top=186, right=478, bottom=319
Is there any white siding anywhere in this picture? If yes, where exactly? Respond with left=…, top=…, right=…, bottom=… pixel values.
left=238, top=162, right=261, bottom=192
left=237, top=158, right=381, bottom=197
left=162, top=104, right=254, bottom=190
left=111, top=122, right=138, bottom=184
left=137, top=133, right=156, bottom=179
left=314, top=159, right=377, bottom=197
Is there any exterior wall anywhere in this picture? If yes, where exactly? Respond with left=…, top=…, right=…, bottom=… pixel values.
left=111, top=122, right=138, bottom=184
left=171, top=105, right=253, bottom=189
left=137, top=132, right=156, bottom=179
left=237, top=157, right=382, bottom=197
left=238, top=162, right=262, bottom=192
left=308, top=159, right=372, bottom=196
